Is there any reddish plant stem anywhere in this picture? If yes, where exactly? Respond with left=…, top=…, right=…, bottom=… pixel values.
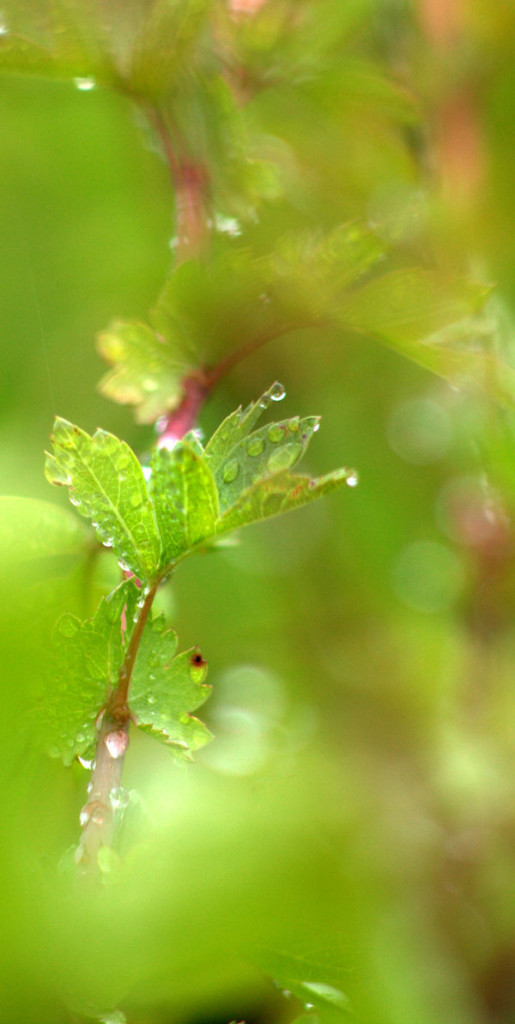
left=156, top=372, right=210, bottom=448
left=144, top=104, right=209, bottom=263
left=77, top=582, right=158, bottom=872
left=109, top=581, right=158, bottom=721
left=204, top=319, right=327, bottom=390
left=77, top=712, right=129, bottom=872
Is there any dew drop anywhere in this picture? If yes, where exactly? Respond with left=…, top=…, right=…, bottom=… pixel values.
left=312, top=421, right=320, bottom=432
left=267, top=443, right=302, bottom=473
left=76, top=732, right=85, bottom=743
left=247, top=436, right=265, bottom=457
left=79, top=806, right=91, bottom=828
left=267, top=424, right=285, bottom=444
left=269, top=382, right=286, bottom=402
left=109, top=786, right=130, bottom=811
left=74, top=76, right=96, bottom=91
left=345, top=470, right=359, bottom=487
left=288, top=417, right=300, bottom=432
left=102, top=538, right=114, bottom=548
left=69, top=494, right=81, bottom=507
left=99, top=1009, right=127, bottom=1024
left=104, top=730, right=129, bottom=759
left=78, top=755, right=94, bottom=770
left=222, top=458, right=239, bottom=483
left=301, top=982, right=349, bottom=1011
left=0, top=17, right=9, bottom=35
left=214, top=213, right=242, bottom=237
left=91, top=808, right=105, bottom=826
left=129, top=492, right=143, bottom=509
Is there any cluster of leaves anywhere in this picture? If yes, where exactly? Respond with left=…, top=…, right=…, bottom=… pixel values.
left=45, top=383, right=353, bottom=582
left=41, top=383, right=354, bottom=765
left=97, top=222, right=515, bottom=425
left=40, top=577, right=211, bottom=765
left=3, top=1, right=511, bottom=422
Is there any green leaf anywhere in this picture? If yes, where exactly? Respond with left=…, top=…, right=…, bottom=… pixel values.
left=337, top=269, right=515, bottom=403
left=127, top=0, right=210, bottom=101
left=130, top=616, right=212, bottom=758
left=260, top=946, right=353, bottom=1024
left=208, top=411, right=322, bottom=516
left=339, top=268, right=487, bottom=351
left=204, top=382, right=288, bottom=470
left=96, top=321, right=193, bottom=426
left=0, top=1, right=108, bottom=83
left=149, top=443, right=219, bottom=565
left=38, top=580, right=138, bottom=765
left=97, top=226, right=385, bottom=425
left=45, top=417, right=162, bottom=582
left=217, top=466, right=355, bottom=537
left=0, top=496, right=87, bottom=568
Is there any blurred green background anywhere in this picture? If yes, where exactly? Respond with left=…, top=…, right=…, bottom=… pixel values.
left=3, top=1, right=515, bottom=1022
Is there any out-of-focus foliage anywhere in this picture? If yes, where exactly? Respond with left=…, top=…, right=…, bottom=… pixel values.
left=4, top=2, right=515, bottom=1024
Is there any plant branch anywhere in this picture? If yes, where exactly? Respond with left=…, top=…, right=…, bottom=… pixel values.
left=109, top=581, right=158, bottom=720
left=77, top=580, right=158, bottom=873
left=144, top=104, right=209, bottom=263
left=204, top=319, right=327, bottom=390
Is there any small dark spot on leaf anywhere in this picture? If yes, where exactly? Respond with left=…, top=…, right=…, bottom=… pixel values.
left=191, top=650, right=206, bottom=667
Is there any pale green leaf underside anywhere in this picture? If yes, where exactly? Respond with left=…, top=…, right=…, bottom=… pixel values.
left=97, top=321, right=192, bottom=425
left=40, top=580, right=138, bottom=765
left=45, top=417, right=162, bottom=582
left=339, top=268, right=487, bottom=343
left=130, top=617, right=212, bottom=758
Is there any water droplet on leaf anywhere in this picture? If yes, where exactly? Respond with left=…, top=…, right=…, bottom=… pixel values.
left=74, top=76, right=96, bottom=91
left=247, top=437, right=265, bottom=457
left=79, top=806, right=91, bottom=827
left=223, top=458, right=239, bottom=483
left=301, top=982, right=349, bottom=1011
left=346, top=470, right=359, bottom=487
left=104, top=730, right=129, bottom=759
left=109, top=786, right=130, bottom=811
left=267, top=424, right=285, bottom=444
left=99, top=1009, right=127, bottom=1024
left=267, top=443, right=302, bottom=472
left=269, top=382, right=286, bottom=402
left=288, top=417, right=300, bottom=432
